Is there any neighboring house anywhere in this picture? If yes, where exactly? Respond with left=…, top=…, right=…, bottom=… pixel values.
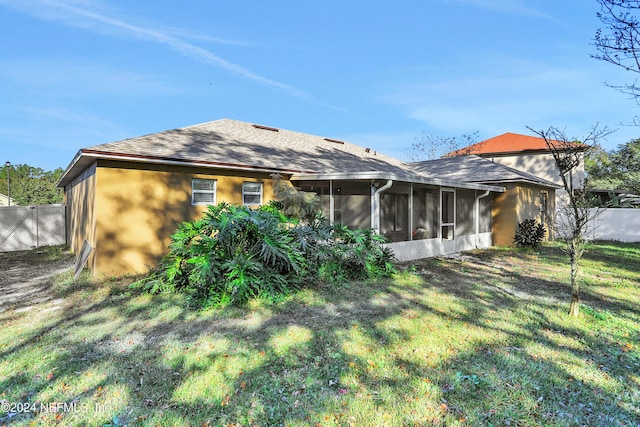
left=0, top=193, right=16, bottom=206
left=449, top=132, right=586, bottom=207
left=58, top=119, right=504, bottom=276
left=410, top=156, right=559, bottom=246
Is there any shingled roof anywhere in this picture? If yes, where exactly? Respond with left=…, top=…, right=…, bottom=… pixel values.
left=59, top=119, right=416, bottom=187
left=410, top=155, right=559, bottom=188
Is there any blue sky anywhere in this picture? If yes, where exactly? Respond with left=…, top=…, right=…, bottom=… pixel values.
left=1, top=0, right=638, bottom=171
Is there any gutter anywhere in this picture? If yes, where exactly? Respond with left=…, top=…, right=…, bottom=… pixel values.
left=475, top=190, right=491, bottom=248
left=58, top=150, right=317, bottom=188
left=371, top=180, right=393, bottom=233
left=292, top=171, right=504, bottom=193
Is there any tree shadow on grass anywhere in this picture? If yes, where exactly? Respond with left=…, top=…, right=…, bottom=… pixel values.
left=0, top=248, right=75, bottom=315
left=582, top=241, right=640, bottom=275
left=0, top=245, right=638, bottom=425
left=464, top=245, right=640, bottom=320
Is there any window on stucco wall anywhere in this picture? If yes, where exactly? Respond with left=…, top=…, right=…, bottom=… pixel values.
left=242, top=182, right=263, bottom=206
left=192, top=178, right=216, bottom=205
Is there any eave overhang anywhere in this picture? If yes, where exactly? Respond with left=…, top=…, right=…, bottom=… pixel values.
left=467, top=178, right=561, bottom=189
left=290, top=171, right=505, bottom=193
left=57, top=150, right=316, bottom=188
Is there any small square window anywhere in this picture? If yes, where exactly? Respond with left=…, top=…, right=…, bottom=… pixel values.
left=192, top=178, right=216, bottom=205
left=243, top=182, right=263, bottom=206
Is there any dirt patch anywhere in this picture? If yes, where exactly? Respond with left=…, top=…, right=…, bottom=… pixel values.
left=0, top=248, right=75, bottom=313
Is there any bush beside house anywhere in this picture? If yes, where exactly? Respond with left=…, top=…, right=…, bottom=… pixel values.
left=133, top=202, right=396, bottom=306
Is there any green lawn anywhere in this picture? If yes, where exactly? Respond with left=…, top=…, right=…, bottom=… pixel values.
left=1, top=242, right=639, bottom=426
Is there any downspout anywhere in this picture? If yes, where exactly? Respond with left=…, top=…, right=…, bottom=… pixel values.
left=409, top=183, right=414, bottom=241
left=475, top=190, right=491, bottom=248
left=329, top=179, right=335, bottom=225
left=371, top=180, right=393, bottom=233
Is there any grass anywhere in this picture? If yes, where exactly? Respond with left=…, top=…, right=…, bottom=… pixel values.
left=0, top=242, right=639, bottom=426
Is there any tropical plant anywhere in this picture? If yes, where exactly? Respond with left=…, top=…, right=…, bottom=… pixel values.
left=133, top=203, right=396, bottom=307
left=330, top=225, right=397, bottom=279
left=133, top=203, right=305, bottom=305
left=513, top=219, right=546, bottom=248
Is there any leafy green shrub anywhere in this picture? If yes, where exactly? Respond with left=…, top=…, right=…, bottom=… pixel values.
left=514, top=219, right=546, bottom=248
left=132, top=203, right=396, bottom=307
left=132, top=203, right=304, bottom=306
left=299, top=222, right=396, bottom=283
left=329, top=225, right=397, bottom=280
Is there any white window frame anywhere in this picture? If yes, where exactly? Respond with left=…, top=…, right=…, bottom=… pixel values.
left=191, top=178, right=217, bottom=205
left=242, top=182, right=263, bottom=206
left=440, top=188, right=456, bottom=240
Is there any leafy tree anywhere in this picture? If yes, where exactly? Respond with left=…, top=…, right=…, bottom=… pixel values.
left=529, top=125, right=608, bottom=317
left=586, top=138, right=640, bottom=194
left=585, top=144, right=620, bottom=190
left=611, top=138, right=640, bottom=193
left=406, top=131, right=479, bottom=161
left=593, top=0, right=640, bottom=98
left=0, top=163, right=64, bottom=206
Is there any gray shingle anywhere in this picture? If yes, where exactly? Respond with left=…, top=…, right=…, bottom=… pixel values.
left=83, top=118, right=413, bottom=175
left=410, top=155, right=559, bottom=188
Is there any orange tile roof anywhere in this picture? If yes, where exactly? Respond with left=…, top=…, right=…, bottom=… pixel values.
left=448, top=132, right=580, bottom=156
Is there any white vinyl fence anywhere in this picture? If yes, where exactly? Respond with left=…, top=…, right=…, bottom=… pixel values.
left=586, top=208, right=640, bottom=242
left=0, top=205, right=66, bottom=252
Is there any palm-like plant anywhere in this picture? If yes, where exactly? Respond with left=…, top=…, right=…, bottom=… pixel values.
left=133, top=202, right=396, bottom=307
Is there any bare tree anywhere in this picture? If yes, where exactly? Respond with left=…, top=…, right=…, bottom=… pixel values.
left=528, top=126, right=610, bottom=317
left=406, top=131, right=479, bottom=161
left=593, top=0, right=640, bottom=99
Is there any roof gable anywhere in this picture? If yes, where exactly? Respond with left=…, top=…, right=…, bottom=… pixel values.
left=410, top=155, right=559, bottom=188
left=448, top=132, right=582, bottom=156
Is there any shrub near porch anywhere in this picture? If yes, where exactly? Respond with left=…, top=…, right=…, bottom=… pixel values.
left=132, top=202, right=396, bottom=307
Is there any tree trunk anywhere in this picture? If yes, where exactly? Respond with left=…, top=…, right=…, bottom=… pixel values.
left=569, top=251, right=580, bottom=316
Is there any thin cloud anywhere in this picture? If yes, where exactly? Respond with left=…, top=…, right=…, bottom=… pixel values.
left=13, top=105, right=120, bottom=126
left=0, top=104, right=124, bottom=150
left=0, top=0, right=313, bottom=100
left=440, top=0, right=553, bottom=20
left=166, top=27, right=256, bottom=47
left=384, top=61, right=638, bottom=144
left=0, top=60, right=182, bottom=96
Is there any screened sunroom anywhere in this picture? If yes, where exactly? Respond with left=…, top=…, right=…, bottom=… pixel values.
left=291, top=172, right=503, bottom=261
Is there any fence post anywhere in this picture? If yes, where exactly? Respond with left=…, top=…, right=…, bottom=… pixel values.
left=32, top=206, right=37, bottom=248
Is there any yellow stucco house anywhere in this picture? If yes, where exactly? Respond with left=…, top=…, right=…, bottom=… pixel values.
left=58, top=119, right=556, bottom=276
